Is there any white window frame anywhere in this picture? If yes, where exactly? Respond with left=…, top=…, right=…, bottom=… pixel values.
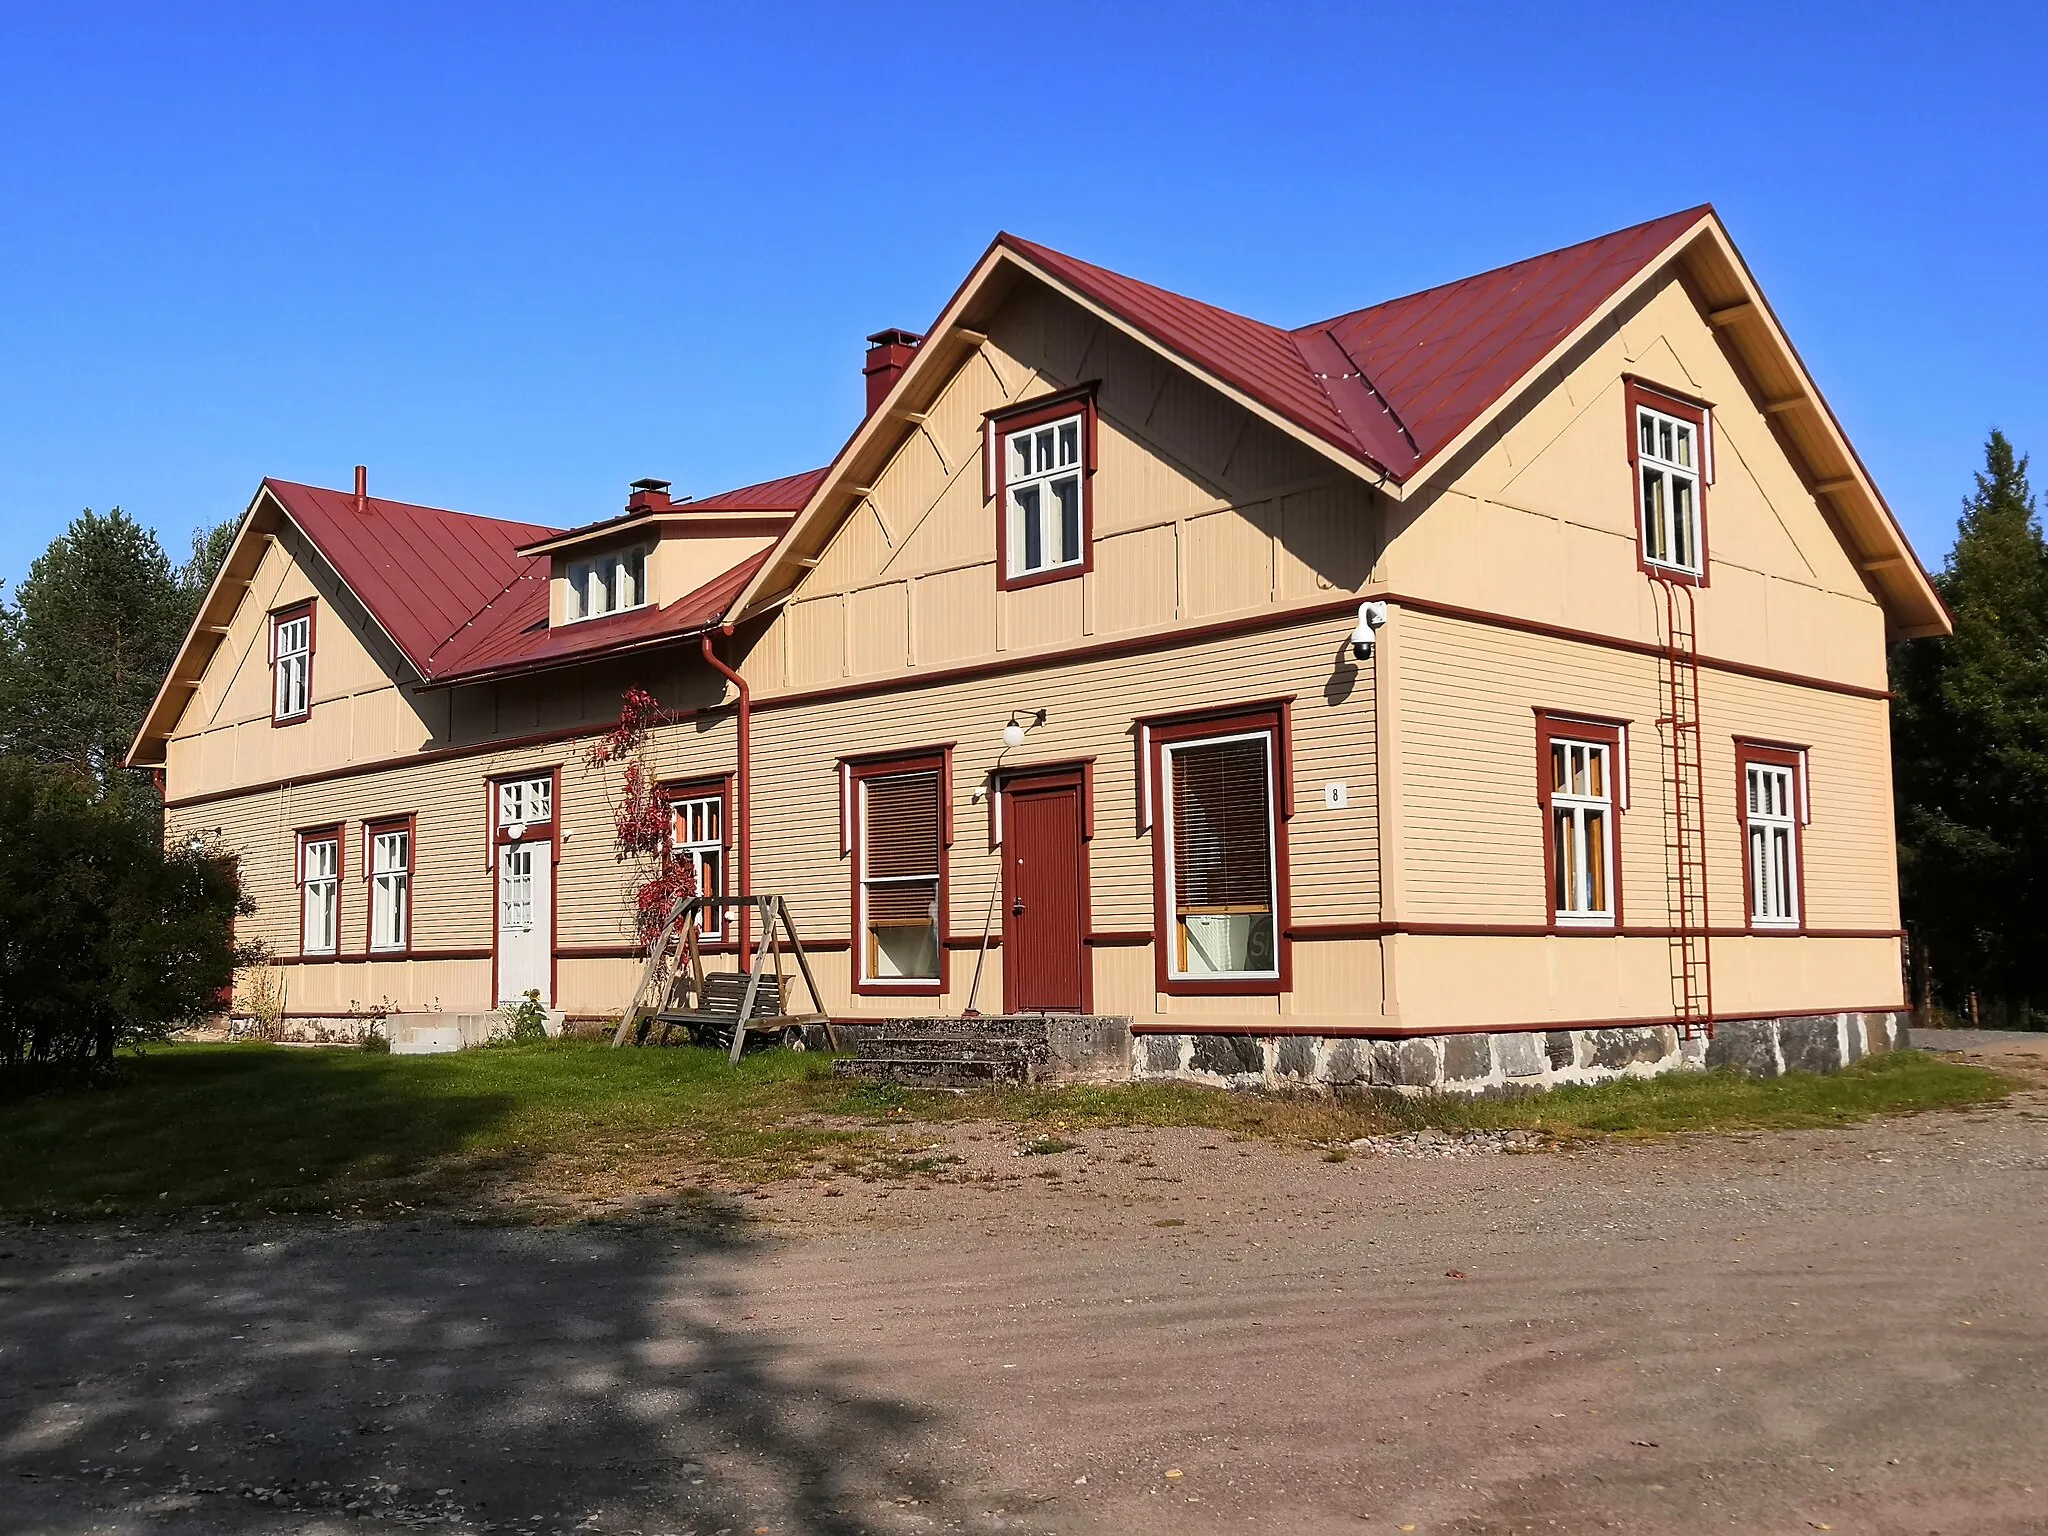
left=856, top=770, right=943, bottom=989
left=1550, top=738, right=1616, bottom=925
left=501, top=841, right=536, bottom=934
left=368, top=825, right=411, bottom=953
left=1637, top=403, right=1703, bottom=576
left=1745, top=762, right=1801, bottom=928
left=300, top=833, right=339, bottom=955
left=563, top=546, right=650, bottom=623
left=272, top=611, right=311, bottom=721
left=1003, top=412, right=1086, bottom=580
left=1160, top=728, right=1282, bottom=983
left=496, top=775, right=553, bottom=831
left=669, top=793, right=727, bottom=941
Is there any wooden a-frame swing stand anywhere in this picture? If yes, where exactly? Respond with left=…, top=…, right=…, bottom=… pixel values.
left=611, top=895, right=834, bottom=1061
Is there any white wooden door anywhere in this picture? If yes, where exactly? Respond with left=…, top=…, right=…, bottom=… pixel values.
left=497, top=838, right=552, bottom=1006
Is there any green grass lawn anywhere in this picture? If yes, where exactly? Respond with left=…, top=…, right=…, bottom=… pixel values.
left=0, top=1039, right=2013, bottom=1223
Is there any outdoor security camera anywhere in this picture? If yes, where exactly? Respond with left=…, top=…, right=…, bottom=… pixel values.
left=1349, top=601, right=1389, bottom=661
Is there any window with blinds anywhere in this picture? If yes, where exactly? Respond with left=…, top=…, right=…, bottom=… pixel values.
left=1742, top=751, right=1802, bottom=928
left=1164, top=732, right=1278, bottom=979
left=859, top=769, right=942, bottom=984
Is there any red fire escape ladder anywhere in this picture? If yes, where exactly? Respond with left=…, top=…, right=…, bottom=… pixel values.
left=1657, top=579, right=1714, bottom=1038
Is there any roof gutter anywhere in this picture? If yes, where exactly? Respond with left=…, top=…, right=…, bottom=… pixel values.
left=698, top=628, right=751, bottom=958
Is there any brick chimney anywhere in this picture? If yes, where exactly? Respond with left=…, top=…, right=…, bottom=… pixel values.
left=863, top=329, right=923, bottom=417
left=627, top=478, right=674, bottom=514
left=354, top=465, right=368, bottom=514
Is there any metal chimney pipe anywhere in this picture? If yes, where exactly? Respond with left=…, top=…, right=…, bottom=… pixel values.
left=354, top=465, right=368, bottom=514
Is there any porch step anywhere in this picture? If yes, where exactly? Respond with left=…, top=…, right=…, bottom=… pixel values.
left=833, top=1055, right=1030, bottom=1089
left=832, top=1015, right=1055, bottom=1090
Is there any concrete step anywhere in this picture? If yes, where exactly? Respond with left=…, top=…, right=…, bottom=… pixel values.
left=833, top=1056, right=1030, bottom=1087
left=876, top=1018, right=1052, bottom=1044
left=863, top=1037, right=1046, bottom=1061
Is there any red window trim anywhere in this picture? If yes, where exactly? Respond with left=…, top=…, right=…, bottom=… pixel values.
left=1135, top=696, right=1295, bottom=834
left=660, top=774, right=734, bottom=941
left=268, top=600, right=316, bottom=727
left=362, top=812, right=418, bottom=958
left=1734, top=738, right=1809, bottom=934
left=839, top=743, right=955, bottom=857
left=1534, top=711, right=1628, bottom=932
left=1144, top=705, right=1293, bottom=998
left=486, top=766, right=562, bottom=861
left=294, top=823, right=343, bottom=959
left=988, top=383, right=1098, bottom=593
left=998, top=761, right=1096, bottom=1014
left=1624, top=376, right=1713, bottom=588
left=987, top=756, right=1096, bottom=849
left=846, top=748, right=953, bottom=998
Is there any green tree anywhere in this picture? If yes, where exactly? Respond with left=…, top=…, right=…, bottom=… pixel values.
left=181, top=515, right=240, bottom=599
left=1892, top=430, right=2048, bottom=1023
left=0, top=757, right=252, bottom=1076
left=0, top=509, right=194, bottom=783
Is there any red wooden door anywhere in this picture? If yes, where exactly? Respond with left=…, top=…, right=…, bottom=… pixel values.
left=1003, top=775, right=1087, bottom=1013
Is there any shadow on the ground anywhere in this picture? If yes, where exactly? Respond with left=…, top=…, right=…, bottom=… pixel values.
left=0, top=1215, right=944, bottom=1534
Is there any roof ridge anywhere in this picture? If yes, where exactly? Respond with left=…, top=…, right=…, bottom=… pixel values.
left=1292, top=205, right=1714, bottom=334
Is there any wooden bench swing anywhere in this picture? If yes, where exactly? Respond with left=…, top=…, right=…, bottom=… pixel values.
left=610, top=894, right=835, bottom=1062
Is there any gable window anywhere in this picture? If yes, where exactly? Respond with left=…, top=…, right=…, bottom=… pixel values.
left=298, top=829, right=340, bottom=956
left=564, top=546, right=649, bottom=622
left=667, top=786, right=728, bottom=941
left=271, top=604, right=313, bottom=723
left=849, top=754, right=950, bottom=993
left=1537, top=714, right=1626, bottom=928
left=367, top=819, right=413, bottom=952
left=1738, top=742, right=1805, bottom=930
left=1628, top=381, right=1709, bottom=579
left=1143, top=704, right=1292, bottom=995
left=988, top=389, right=1096, bottom=589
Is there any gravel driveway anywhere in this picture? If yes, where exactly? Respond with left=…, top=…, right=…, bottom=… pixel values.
left=4, top=1047, right=2045, bottom=1536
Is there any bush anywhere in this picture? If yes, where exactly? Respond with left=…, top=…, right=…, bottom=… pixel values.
left=0, top=756, right=252, bottom=1081
left=493, top=990, right=550, bottom=1046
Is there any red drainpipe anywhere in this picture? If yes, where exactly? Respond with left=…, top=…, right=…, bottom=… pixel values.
left=699, top=627, right=750, bottom=955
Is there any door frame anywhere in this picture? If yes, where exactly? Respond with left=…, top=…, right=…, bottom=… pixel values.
left=998, top=761, right=1094, bottom=1015
left=489, top=766, right=561, bottom=1007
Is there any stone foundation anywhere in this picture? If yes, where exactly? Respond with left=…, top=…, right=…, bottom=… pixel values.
left=1133, top=1010, right=1911, bottom=1095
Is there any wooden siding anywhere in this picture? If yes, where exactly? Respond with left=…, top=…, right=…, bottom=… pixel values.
left=1383, top=269, right=1887, bottom=693
left=748, top=612, right=1379, bottom=1020
left=752, top=278, right=1375, bottom=699
left=173, top=711, right=737, bottom=1015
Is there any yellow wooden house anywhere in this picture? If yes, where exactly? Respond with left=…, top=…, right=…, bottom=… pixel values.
left=130, top=206, right=1946, bottom=1090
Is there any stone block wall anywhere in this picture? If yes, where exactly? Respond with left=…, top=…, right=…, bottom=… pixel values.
left=1132, top=1010, right=1910, bottom=1095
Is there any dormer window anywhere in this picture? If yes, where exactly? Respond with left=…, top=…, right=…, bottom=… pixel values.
left=564, top=547, right=649, bottom=622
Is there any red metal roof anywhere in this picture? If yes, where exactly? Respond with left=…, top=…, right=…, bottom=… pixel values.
left=684, top=466, right=827, bottom=512
left=262, top=479, right=557, bottom=677
left=1306, top=207, right=1711, bottom=469
left=272, top=212, right=1718, bottom=684
left=265, top=473, right=784, bottom=687
left=998, top=207, right=1710, bottom=481
left=426, top=549, right=770, bottom=683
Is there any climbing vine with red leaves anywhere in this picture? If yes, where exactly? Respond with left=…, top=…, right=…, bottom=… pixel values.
left=584, top=688, right=693, bottom=946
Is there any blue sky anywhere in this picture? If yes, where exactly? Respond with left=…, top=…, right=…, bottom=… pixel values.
left=2, top=1, right=2042, bottom=590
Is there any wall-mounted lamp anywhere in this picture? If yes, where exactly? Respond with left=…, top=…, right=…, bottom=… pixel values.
left=1002, top=707, right=1048, bottom=750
